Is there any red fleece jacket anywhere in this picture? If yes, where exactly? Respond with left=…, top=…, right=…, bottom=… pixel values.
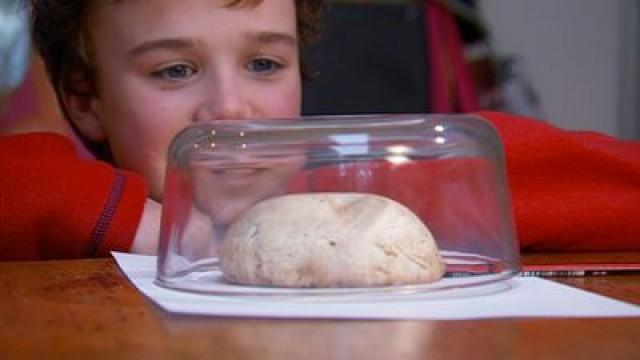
left=479, top=111, right=640, bottom=251
left=0, top=112, right=639, bottom=260
left=0, top=133, right=146, bottom=260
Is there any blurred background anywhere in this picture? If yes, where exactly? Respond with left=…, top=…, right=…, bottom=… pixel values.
left=1, top=0, right=639, bottom=140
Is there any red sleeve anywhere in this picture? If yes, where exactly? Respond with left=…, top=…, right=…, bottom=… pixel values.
left=475, top=111, right=640, bottom=252
left=0, top=133, right=148, bottom=260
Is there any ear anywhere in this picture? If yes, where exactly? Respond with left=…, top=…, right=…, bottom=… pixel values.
left=62, top=90, right=106, bottom=142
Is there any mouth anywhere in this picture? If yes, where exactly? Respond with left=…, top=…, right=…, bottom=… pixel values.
left=212, top=167, right=266, bottom=190
left=220, top=168, right=260, bottom=175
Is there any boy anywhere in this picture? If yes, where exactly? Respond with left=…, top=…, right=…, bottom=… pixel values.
left=1, top=0, right=639, bottom=260
left=1, top=0, right=322, bottom=259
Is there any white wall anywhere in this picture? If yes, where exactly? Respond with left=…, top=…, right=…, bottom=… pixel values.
left=480, top=0, right=638, bottom=139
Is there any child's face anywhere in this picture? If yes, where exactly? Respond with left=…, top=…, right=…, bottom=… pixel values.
left=81, top=0, right=301, bottom=200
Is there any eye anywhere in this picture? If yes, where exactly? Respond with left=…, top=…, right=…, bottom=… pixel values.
left=246, top=58, right=282, bottom=75
left=151, top=64, right=197, bottom=81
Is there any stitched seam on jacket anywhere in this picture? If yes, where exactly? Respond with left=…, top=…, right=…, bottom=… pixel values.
left=85, top=171, right=126, bottom=257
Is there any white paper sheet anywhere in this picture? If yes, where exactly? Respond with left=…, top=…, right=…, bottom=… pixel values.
left=112, top=252, right=640, bottom=320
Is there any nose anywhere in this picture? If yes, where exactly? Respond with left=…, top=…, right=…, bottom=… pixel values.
left=194, top=71, right=252, bottom=121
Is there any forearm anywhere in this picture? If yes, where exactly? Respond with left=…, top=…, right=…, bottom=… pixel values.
left=130, top=198, right=162, bottom=255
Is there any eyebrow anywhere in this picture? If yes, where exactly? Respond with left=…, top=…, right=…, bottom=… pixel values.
left=128, top=38, right=202, bottom=58
left=249, top=31, right=297, bottom=47
left=128, top=31, right=297, bottom=59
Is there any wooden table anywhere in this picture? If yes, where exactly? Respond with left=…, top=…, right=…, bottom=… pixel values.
left=0, top=254, right=638, bottom=360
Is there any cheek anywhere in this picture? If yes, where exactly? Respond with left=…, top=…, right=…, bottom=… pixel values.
left=257, top=79, right=302, bottom=117
left=106, top=100, right=174, bottom=161
left=101, top=84, right=189, bottom=155
left=98, top=88, right=191, bottom=199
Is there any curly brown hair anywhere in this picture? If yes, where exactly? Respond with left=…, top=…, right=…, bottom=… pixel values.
left=29, top=0, right=325, bottom=113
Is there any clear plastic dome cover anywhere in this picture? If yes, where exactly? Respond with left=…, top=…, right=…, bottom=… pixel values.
left=156, top=114, right=520, bottom=297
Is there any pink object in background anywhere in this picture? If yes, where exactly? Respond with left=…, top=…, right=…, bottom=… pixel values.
left=425, top=2, right=480, bottom=113
left=0, top=57, right=93, bottom=158
left=0, top=70, right=39, bottom=128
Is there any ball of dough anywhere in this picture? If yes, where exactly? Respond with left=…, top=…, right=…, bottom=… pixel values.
left=218, top=193, right=445, bottom=287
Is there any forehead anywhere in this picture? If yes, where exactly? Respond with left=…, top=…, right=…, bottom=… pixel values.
left=88, top=0, right=297, bottom=43
left=99, top=0, right=263, bottom=9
